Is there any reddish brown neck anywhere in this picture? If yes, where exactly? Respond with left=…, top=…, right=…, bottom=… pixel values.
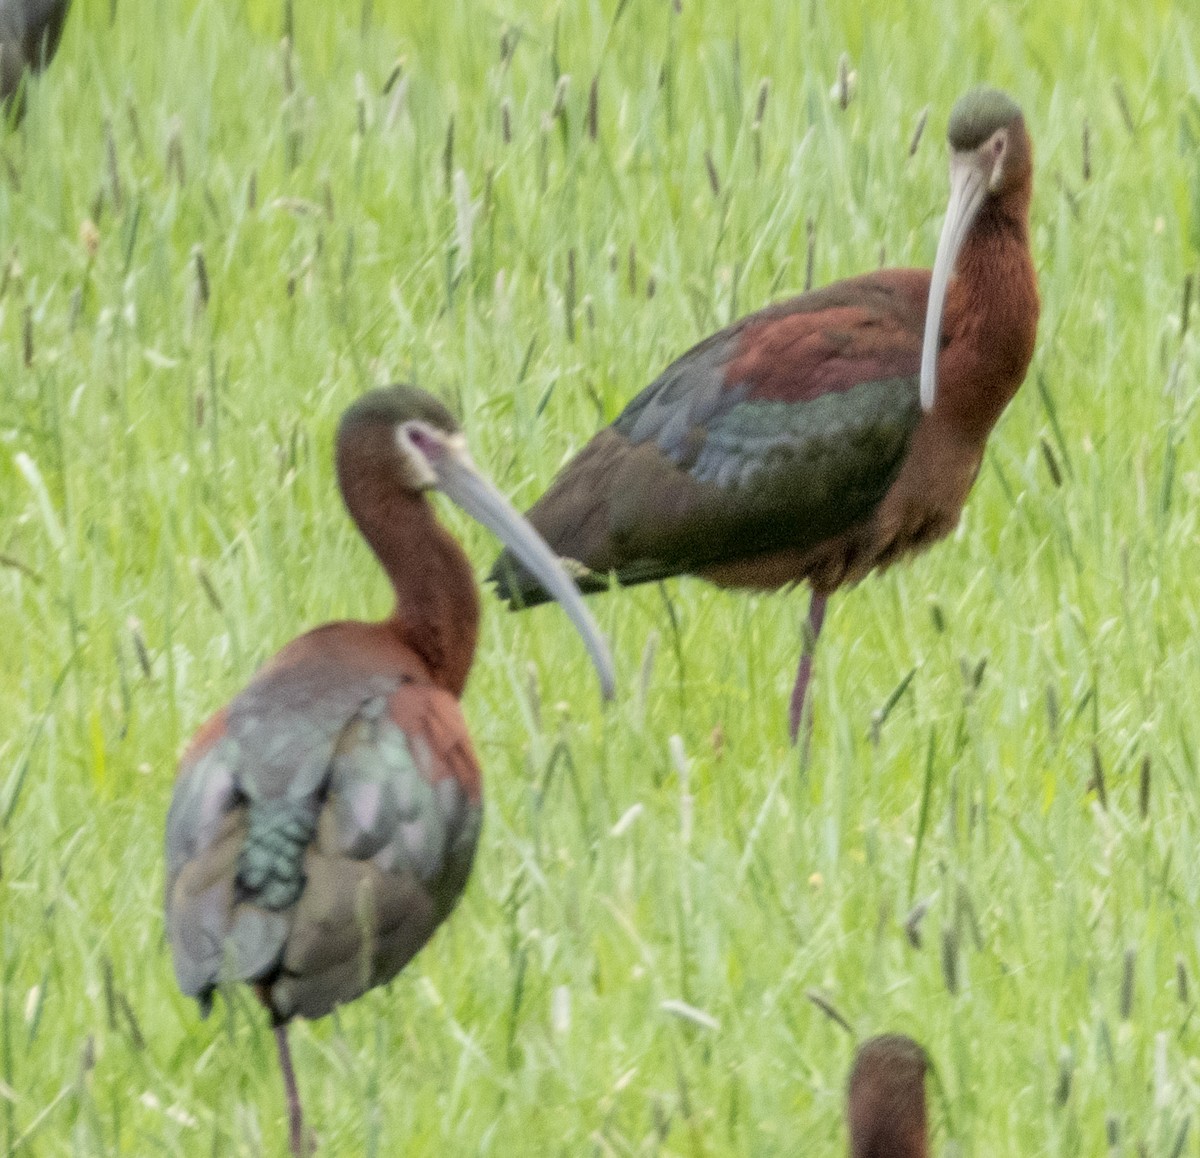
left=338, top=448, right=480, bottom=698
left=848, top=1085, right=928, bottom=1158
left=847, top=1038, right=929, bottom=1158
left=849, top=1118, right=928, bottom=1158
left=936, top=169, right=1039, bottom=444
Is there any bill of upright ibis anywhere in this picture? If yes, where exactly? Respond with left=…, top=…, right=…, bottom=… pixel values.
left=847, top=1034, right=929, bottom=1158
left=490, top=87, right=1039, bottom=743
left=164, top=385, right=614, bottom=1156
left=0, top=0, right=72, bottom=118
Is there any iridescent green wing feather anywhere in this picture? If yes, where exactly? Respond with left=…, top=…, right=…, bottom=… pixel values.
left=491, top=273, right=927, bottom=603
left=165, top=652, right=481, bottom=1020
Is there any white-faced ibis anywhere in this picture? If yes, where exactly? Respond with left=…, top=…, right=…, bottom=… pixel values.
left=165, top=385, right=614, bottom=1155
left=0, top=0, right=71, bottom=115
left=491, top=87, right=1038, bottom=742
left=847, top=1034, right=929, bottom=1157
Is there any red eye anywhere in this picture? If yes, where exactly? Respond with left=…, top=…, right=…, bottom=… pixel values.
left=406, top=425, right=442, bottom=458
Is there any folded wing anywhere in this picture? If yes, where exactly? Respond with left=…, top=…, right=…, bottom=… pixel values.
left=492, top=271, right=929, bottom=606
left=165, top=651, right=481, bottom=1022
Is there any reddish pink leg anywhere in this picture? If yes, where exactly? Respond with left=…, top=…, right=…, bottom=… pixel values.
left=788, top=593, right=827, bottom=745
left=274, top=1024, right=308, bottom=1156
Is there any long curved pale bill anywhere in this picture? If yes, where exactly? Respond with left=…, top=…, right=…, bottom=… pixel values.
left=919, top=155, right=988, bottom=412
left=436, top=442, right=616, bottom=700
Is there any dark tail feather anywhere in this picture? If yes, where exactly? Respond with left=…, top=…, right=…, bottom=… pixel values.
left=1, top=0, right=72, bottom=111
left=488, top=549, right=610, bottom=610
left=488, top=549, right=683, bottom=610
left=25, top=0, right=72, bottom=68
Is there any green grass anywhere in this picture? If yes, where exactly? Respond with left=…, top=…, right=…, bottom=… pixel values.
left=2, top=0, right=1200, bottom=1152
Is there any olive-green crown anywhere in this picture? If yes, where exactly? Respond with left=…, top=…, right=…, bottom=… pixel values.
left=340, top=384, right=460, bottom=436
left=947, top=87, right=1022, bottom=151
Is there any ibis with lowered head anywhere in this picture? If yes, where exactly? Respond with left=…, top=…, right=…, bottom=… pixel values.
left=847, top=1034, right=930, bottom=1157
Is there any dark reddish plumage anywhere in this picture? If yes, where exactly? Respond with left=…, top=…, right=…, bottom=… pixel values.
left=165, top=386, right=612, bottom=1155
left=725, top=273, right=929, bottom=404
left=847, top=1034, right=929, bottom=1158
left=491, top=87, right=1039, bottom=741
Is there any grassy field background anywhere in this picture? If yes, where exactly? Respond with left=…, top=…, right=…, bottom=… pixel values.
left=2, top=0, right=1200, bottom=1152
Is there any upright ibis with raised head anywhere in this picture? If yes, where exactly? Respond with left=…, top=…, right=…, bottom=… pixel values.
left=165, top=386, right=614, bottom=1155
left=491, top=87, right=1039, bottom=742
left=847, top=1034, right=929, bottom=1157
left=0, top=0, right=71, bottom=115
